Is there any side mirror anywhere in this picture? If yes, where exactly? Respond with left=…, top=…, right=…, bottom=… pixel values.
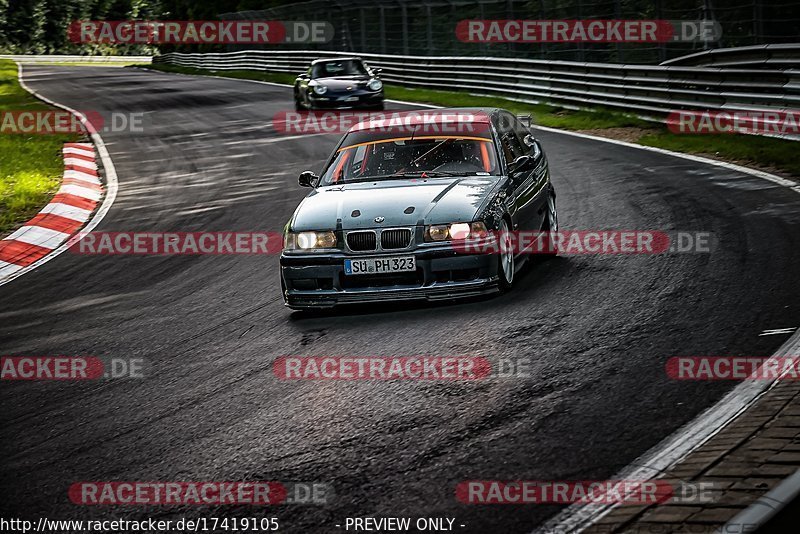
left=298, top=170, right=318, bottom=188
left=373, top=67, right=383, bottom=75
left=298, top=73, right=310, bottom=80
left=508, top=155, right=533, bottom=175
left=524, top=136, right=543, bottom=161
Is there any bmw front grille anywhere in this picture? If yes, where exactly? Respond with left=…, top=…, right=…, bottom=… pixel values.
left=380, top=229, right=412, bottom=250
left=346, top=231, right=377, bottom=251
left=346, top=229, right=413, bottom=252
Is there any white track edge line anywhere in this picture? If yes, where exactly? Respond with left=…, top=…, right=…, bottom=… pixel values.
left=0, top=64, right=119, bottom=288
left=530, top=124, right=798, bottom=189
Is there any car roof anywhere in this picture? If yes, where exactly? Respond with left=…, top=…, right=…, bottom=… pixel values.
left=310, top=57, right=363, bottom=65
left=348, top=108, right=499, bottom=134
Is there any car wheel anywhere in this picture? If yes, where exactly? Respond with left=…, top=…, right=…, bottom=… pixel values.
left=294, top=95, right=304, bottom=111
left=542, top=193, right=559, bottom=256
left=497, top=218, right=514, bottom=291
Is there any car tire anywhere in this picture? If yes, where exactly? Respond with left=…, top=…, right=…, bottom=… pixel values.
left=541, top=192, right=559, bottom=257
left=497, top=218, right=515, bottom=291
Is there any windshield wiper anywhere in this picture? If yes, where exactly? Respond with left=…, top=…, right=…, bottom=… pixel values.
left=391, top=170, right=465, bottom=177
left=336, top=171, right=480, bottom=184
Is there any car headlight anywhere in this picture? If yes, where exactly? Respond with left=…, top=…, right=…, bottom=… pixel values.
left=368, top=79, right=383, bottom=91
left=425, top=222, right=488, bottom=242
left=311, top=83, right=328, bottom=95
left=284, top=231, right=337, bottom=250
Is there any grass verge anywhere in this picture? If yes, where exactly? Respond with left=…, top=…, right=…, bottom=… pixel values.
left=139, top=63, right=297, bottom=85
left=0, top=59, right=82, bottom=236
left=139, top=62, right=799, bottom=178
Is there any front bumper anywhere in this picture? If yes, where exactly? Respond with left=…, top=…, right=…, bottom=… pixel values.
left=308, top=90, right=384, bottom=109
left=280, top=246, right=498, bottom=309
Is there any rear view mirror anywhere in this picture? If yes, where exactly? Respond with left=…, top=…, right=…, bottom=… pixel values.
left=299, top=170, right=319, bottom=188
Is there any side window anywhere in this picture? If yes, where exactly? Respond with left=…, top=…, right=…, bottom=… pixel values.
left=502, top=134, right=524, bottom=163
left=501, top=132, right=525, bottom=164
left=497, top=113, right=525, bottom=164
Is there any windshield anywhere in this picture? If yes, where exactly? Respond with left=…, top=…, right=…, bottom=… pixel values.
left=320, top=133, right=500, bottom=185
left=311, top=60, right=369, bottom=79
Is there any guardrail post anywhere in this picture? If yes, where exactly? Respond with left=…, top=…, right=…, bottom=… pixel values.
left=426, top=5, right=434, bottom=52
left=656, top=0, right=666, bottom=63
left=614, top=0, right=623, bottom=62
left=380, top=6, right=387, bottom=54
left=754, top=0, right=764, bottom=45
left=360, top=8, right=367, bottom=52
left=401, top=2, right=410, bottom=56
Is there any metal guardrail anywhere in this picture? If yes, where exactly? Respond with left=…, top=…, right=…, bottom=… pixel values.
left=662, top=44, right=800, bottom=68
left=0, top=55, right=153, bottom=64
left=154, top=49, right=799, bottom=121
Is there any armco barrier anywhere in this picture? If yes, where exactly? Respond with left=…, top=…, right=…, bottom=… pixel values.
left=153, top=49, right=800, bottom=123
left=0, top=55, right=152, bottom=64
left=661, top=44, right=800, bottom=68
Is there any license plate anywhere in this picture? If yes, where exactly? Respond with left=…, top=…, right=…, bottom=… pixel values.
left=344, top=96, right=359, bottom=102
left=344, top=256, right=416, bottom=275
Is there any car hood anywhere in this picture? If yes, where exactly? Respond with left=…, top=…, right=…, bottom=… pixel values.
left=291, top=177, right=499, bottom=231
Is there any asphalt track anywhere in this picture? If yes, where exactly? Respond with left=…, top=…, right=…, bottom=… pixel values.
left=1, top=66, right=799, bottom=533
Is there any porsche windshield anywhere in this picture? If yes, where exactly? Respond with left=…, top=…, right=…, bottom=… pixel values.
left=320, top=133, right=500, bottom=185
left=311, top=60, right=369, bottom=79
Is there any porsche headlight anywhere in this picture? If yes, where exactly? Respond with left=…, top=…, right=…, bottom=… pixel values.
left=368, top=79, right=383, bottom=91
left=284, top=231, right=337, bottom=250
left=311, top=82, right=328, bottom=95
left=425, top=222, right=488, bottom=242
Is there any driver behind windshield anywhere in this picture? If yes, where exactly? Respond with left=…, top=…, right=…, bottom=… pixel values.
left=312, top=60, right=369, bottom=79
left=322, top=135, right=499, bottom=184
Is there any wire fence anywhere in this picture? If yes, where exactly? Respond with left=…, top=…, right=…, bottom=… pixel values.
left=219, top=0, right=800, bottom=64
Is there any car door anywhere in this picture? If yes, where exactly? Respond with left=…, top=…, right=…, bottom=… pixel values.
left=498, top=112, right=537, bottom=235
left=512, top=116, right=549, bottom=232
